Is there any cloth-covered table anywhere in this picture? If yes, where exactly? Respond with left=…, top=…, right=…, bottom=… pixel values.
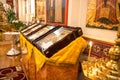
left=20, top=33, right=87, bottom=80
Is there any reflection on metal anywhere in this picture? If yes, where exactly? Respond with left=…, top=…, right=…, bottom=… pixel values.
left=82, top=27, right=120, bottom=80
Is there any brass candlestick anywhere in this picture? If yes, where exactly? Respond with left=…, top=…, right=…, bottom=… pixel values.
left=82, top=26, right=120, bottom=80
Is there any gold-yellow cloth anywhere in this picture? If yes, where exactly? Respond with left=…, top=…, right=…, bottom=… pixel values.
left=20, top=33, right=87, bottom=72
left=20, top=34, right=46, bottom=71
left=46, top=37, right=87, bottom=66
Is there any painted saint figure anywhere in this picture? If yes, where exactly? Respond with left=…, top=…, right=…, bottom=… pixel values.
left=95, top=0, right=119, bottom=24
left=47, top=0, right=64, bottom=23
left=47, top=0, right=55, bottom=22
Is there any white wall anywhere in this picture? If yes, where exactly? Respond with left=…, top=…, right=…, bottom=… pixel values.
left=68, top=0, right=117, bottom=43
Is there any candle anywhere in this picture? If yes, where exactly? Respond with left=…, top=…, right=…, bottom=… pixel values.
left=88, top=41, right=93, bottom=61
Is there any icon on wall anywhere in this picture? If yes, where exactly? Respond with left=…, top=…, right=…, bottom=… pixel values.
left=86, top=0, right=120, bottom=30
left=46, top=0, right=68, bottom=26
left=35, top=0, right=45, bottom=22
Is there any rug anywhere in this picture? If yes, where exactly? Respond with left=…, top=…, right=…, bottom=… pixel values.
left=0, top=65, right=27, bottom=80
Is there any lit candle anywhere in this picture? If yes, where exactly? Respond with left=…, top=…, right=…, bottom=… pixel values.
left=88, top=41, right=93, bottom=61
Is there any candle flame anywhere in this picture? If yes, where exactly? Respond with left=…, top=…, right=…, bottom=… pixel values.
left=89, top=41, right=93, bottom=47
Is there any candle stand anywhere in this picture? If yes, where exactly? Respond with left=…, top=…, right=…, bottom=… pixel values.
left=82, top=30, right=120, bottom=80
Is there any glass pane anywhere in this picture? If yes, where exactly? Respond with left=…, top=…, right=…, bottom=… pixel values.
left=28, top=25, right=55, bottom=41
left=36, top=27, right=73, bottom=51
left=23, top=24, right=42, bottom=36
left=21, top=23, right=38, bottom=32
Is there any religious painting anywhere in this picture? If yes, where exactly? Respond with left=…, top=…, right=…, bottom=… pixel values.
left=86, top=0, right=120, bottom=30
left=46, top=0, right=68, bottom=26
left=35, top=0, right=45, bottom=21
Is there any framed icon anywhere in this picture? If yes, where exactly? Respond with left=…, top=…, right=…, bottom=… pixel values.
left=46, top=0, right=68, bottom=26
left=86, top=0, right=120, bottom=30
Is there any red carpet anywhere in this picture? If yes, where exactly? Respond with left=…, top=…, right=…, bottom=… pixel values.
left=0, top=65, right=27, bottom=80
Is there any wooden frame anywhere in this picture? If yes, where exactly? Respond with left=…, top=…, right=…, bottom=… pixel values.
left=46, top=0, right=68, bottom=26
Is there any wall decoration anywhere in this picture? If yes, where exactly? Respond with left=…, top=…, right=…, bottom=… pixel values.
left=35, top=0, right=45, bottom=21
left=46, top=0, right=68, bottom=26
left=83, top=37, right=113, bottom=58
left=86, top=0, right=120, bottom=30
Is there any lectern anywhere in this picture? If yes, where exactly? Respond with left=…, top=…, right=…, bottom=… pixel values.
left=20, top=23, right=87, bottom=80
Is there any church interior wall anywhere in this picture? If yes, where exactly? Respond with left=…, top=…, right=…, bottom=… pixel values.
left=68, top=0, right=117, bottom=43
left=1, top=0, right=118, bottom=43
